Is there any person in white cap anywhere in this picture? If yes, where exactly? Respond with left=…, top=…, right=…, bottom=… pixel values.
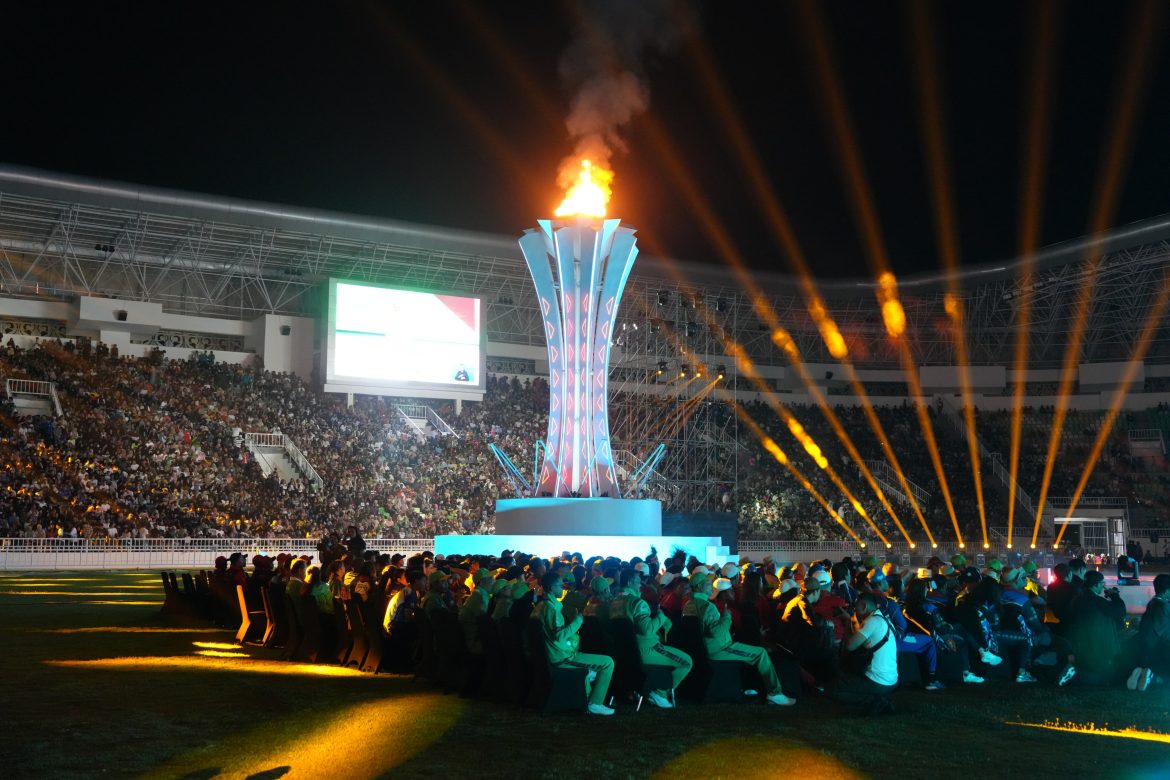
left=683, top=571, right=795, bottom=705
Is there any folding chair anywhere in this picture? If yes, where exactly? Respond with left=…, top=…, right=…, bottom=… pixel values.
left=607, top=617, right=674, bottom=711
left=670, top=616, right=743, bottom=704
left=524, top=619, right=589, bottom=714
left=235, top=584, right=267, bottom=644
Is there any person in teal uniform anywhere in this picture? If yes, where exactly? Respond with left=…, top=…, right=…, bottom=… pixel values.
left=683, top=570, right=795, bottom=705
left=610, top=568, right=692, bottom=707
left=532, top=570, right=616, bottom=715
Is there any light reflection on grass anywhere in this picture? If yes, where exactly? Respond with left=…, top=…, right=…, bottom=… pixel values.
left=140, top=692, right=464, bottom=780
left=25, top=627, right=221, bottom=634
left=653, top=736, right=863, bottom=778
left=46, top=655, right=381, bottom=678
left=0, top=590, right=161, bottom=596
left=1006, top=720, right=1170, bottom=744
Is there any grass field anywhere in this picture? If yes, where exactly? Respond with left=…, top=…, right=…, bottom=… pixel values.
left=2, top=571, right=1169, bottom=779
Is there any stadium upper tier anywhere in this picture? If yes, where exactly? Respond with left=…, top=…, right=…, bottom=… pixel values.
left=1, top=164, right=1169, bottom=369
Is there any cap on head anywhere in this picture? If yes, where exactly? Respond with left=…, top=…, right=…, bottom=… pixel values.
left=712, top=577, right=733, bottom=592
left=509, top=580, right=531, bottom=600
left=807, top=570, right=832, bottom=590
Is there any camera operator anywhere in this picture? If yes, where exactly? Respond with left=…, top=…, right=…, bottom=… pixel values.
left=1065, top=571, right=1126, bottom=685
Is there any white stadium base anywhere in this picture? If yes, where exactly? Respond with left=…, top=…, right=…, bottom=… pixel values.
left=436, top=495, right=730, bottom=562
left=493, top=497, right=663, bottom=535
left=434, top=533, right=730, bottom=563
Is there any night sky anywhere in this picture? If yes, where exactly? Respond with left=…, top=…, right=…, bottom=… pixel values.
left=4, top=1, right=1169, bottom=280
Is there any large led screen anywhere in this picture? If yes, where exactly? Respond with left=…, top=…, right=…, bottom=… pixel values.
left=326, top=280, right=484, bottom=391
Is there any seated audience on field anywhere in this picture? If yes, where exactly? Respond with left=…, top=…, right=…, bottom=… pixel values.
left=187, top=544, right=1164, bottom=719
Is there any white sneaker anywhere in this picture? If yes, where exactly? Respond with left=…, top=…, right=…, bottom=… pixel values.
left=962, top=671, right=984, bottom=684
left=646, top=691, right=673, bottom=708
left=1138, top=668, right=1154, bottom=692
left=1127, top=666, right=1145, bottom=691
left=743, top=689, right=759, bottom=696
left=980, top=649, right=1003, bottom=666
left=587, top=703, right=615, bottom=716
left=1016, top=669, right=1037, bottom=683
left=766, top=692, right=796, bottom=706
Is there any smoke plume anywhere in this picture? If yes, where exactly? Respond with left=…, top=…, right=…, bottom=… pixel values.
left=557, top=0, right=691, bottom=190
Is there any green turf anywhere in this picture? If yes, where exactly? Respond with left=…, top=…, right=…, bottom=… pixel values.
left=2, top=571, right=1169, bottom=779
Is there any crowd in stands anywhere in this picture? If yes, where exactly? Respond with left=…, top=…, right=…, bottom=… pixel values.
left=194, top=543, right=1170, bottom=717
left=0, top=338, right=1166, bottom=546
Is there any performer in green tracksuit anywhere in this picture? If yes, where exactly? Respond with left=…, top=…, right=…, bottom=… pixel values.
left=682, top=571, right=795, bottom=705
left=458, top=568, right=494, bottom=654
left=532, top=570, right=616, bottom=715
left=609, top=568, right=692, bottom=707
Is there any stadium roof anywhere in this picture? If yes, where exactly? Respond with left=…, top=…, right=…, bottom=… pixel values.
left=1, top=164, right=1168, bottom=368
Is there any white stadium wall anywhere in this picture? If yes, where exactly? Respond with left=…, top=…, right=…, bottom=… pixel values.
left=920, top=365, right=1007, bottom=392
left=251, top=314, right=315, bottom=380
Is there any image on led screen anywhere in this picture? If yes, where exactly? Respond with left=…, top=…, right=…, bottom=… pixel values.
left=331, top=283, right=481, bottom=386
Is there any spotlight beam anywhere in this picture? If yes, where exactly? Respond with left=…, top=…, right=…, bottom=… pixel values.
left=727, top=397, right=866, bottom=546
left=773, top=328, right=919, bottom=546
left=360, top=3, right=546, bottom=206
left=634, top=296, right=869, bottom=545
left=907, top=0, right=989, bottom=546
left=1008, top=0, right=1062, bottom=543
left=1031, top=0, right=1164, bottom=546
left=643, top=259, right=898, bottom=546
left=1054, top=270, right=1170, bottom=546
left=798, top=0, right=963, bottom=545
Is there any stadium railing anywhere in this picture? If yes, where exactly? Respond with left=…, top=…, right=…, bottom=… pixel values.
left=0, top=537, right=434, bottom=570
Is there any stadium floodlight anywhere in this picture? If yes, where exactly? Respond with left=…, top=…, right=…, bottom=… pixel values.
left=519, top=217, right=638, bottom=498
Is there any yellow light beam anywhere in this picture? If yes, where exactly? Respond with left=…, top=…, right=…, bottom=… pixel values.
left=647, top=306, right=870, bottom=545
left=773, top=327, right=918, bottom=546
left=1054, top=270, right=1170, bottom=546
left=727, top=398, right=866, bottom=547
left=1032, top=0, right=1164, bottom=545
left=798, top=1, right=961, bottom=545
left=907, top=0, right=989, bottom=545
left=840, top=361, right=936, bottom=545
left=879, top=274, right=965, bottom=547
left=359, top=3, right=547, bottom=208
left=1008, top=0, right=1061, bottom=543
left=629, top=233, right=898, bottom=546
